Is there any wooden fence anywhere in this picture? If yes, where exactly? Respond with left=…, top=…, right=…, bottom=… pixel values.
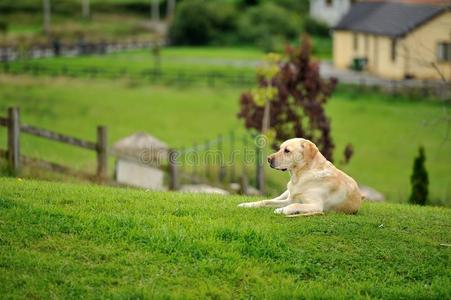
left=0, top=39, right=155, bottom=62
left=173, top=131, right=266, bottom=194
left=0, top=106, right=265, bottom=193
left=0, top=107, right=108, bottom=181
left=0, top=62, right=256, bottom=88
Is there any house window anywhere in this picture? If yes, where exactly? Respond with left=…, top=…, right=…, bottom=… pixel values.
left=353, top=33, right=358, bottom=51
left=391, top=39, right=397, bottom=62
left=437, top=42, right=451, bottom=62
left=325, top=0, right=333, bottom=7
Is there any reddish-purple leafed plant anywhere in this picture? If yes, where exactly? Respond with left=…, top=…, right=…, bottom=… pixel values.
left=238, top=37, right=340, bottom=161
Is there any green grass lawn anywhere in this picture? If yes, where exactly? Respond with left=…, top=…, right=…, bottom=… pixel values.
left=0, top=75, right=449, bottom=205
left=0, top=178, right=449, bottom=298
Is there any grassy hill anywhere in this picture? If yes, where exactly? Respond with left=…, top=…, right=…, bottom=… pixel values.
left=0, top=74, right=449, bottom=205
left=0, top=177, right=449, bottom=298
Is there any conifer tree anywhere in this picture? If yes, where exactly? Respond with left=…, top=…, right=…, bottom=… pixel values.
left=409, top=146, right=429, bottom=205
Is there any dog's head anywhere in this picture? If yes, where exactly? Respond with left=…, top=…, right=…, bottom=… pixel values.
left=267, top=138, right=318, bottom=172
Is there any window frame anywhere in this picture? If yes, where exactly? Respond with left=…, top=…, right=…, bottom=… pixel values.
left=437, top=42, right=451, bottom=62
left=391, top=39, right=397, bottom=62
left=353, top=33, right=358, bottom=52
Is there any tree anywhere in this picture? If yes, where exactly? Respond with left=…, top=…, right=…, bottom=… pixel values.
left=238, top=37, right=338, bottom=161
left=82, top=0, right=90, bottom=19
left=151, top=0, right=160, bottom=22
left=166, top=0, right=176, bottom=19
left=43, top=0, right=51, bottom=35
left=409, top=146, right=429, bottom=205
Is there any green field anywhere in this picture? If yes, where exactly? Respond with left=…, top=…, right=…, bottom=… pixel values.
left=1, top=13, right=158, bottom=43
left=4, top=44, right=329, bottom=76
left=5, top=44, right=330, bottom=77
left=0, top=178, right=449, bottom=298
left=6, top=47, right=265, bottom=78
left=0, top=74, right=449, bottom=205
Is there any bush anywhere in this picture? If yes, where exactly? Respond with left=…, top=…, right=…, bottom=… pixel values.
left=409, top=146, right=429, bottom=205
left=238, top=38, right=338, bottom=159
left=238, top=0, right=309, bottom=10
left=237, top=2, right=301, bottom=51
left=207, top=2, right=238, bottom=45
left=0, top=21, right=8, bottom=34
left=303, top=16, right=330, bottom=37
left=169, top=1, right=302, bottom=49
left=270, top=0, right=309, bottom=11
left=169, top=0, right=237, bottom=46
left=169, top=0, right=212, bottom=45
left=237, top=0, right=260, bottom=7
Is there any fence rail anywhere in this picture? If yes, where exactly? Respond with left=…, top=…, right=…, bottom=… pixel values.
left=0, top=107, right=108, bottom=180
left=0, top=148, right=95, bottom=181
left=0, top=39, right=156, bottom=62
left=0, top=62, right=256, bottom=87
left=20, top=124, right=98, bottom=150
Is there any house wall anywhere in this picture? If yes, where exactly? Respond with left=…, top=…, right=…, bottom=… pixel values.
left=333, top=30, right=354, bottom=68
left=363, top=36, right=398, bottom=79
left=310, top=0, right=352, bottom=27
left=333, top=11, right=451, bottom=80
left=400, top=11, right=451, bottom=80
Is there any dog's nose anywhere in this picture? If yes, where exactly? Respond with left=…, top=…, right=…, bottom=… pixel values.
left=267, top=156, right=272, bottom=164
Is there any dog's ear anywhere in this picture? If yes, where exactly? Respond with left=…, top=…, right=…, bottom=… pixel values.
left=302, top=140, right=318, bottom=162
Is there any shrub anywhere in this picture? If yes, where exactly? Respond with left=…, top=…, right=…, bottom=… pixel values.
left=303, top=16, right=330, bottom=37
left=207, top=2, right=238, bottom=45
left=237, top=0, right=260, bottom=7
left=169, top=0, right=237, bottom=46
left=238, top=38, right=338, bottom=160
left=168, top=0, right=213, bottom=45
left=271, top=0, right=309, bottom=11
left=409, top=146, right=429, bottom=205
left=237, top=2, right=301, bottom=51
left=0, top=21, right=8, bottom=34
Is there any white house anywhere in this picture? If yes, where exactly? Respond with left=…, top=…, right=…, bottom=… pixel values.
left=309, top=0, right=356, bottom=26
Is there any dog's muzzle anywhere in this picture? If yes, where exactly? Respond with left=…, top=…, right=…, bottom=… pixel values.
left=267, top=156, right=287, bottom=171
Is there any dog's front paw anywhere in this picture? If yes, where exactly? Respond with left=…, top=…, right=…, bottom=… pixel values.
left=274, top=207, right=285, bottom=214
left=238, top=202, right=258, bottom=208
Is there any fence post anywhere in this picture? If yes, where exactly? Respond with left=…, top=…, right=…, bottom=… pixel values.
left=229, top=131, right=235, bottom=182
left=255, top=138, right=264, bottom=194
left=168, top=149, right=179, bottom=190
left=192, top=143, right=198, bottom=182
left=240, top=134, right=249, bottom=194
left=7, top=107, right=20, bottom=175
left=218, top=134, right=225, bottom=182
left=240, top=173, right=248, bottom=195
left=96, top=125, right=108, bottom=181
left=205, top=139, right=210, bottom=179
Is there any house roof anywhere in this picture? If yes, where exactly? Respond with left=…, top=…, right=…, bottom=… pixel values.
left=334, top=2, right=447, bottom=38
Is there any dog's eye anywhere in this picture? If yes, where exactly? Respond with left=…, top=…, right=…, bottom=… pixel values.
left=284, top=148, right=290, bottom=154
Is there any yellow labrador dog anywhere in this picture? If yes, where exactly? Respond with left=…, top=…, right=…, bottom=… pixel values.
left=238, top=138, right=362, bottom=216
